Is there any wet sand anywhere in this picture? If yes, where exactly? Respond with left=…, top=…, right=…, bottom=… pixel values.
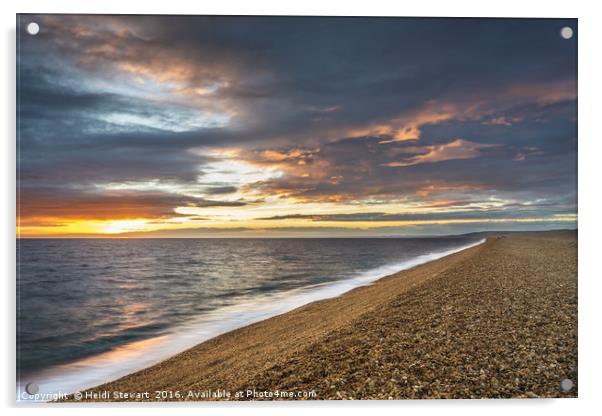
left=69, top=231, right=577, bottom=401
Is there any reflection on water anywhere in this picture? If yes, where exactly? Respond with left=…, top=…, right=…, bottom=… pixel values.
left=17, top=237, right=483, bottom=399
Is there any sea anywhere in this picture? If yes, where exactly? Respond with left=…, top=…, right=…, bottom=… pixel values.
left=16, top=236, right=484, bottom=401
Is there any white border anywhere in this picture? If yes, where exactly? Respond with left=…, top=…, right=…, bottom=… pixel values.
left=2, top=1, right=600, bottom=415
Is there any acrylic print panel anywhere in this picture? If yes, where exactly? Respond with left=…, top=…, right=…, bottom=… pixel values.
left=16, top=15, right=577, bottom=402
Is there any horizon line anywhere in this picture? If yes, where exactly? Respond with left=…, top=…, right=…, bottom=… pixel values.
left=16, top=228, right=578, bottom=240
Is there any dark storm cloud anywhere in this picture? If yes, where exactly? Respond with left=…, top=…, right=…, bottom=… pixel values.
left=17, top=14, right=577, bottom=230
left=204, top=186, right=238, bottom=195
left=18, top=15, right=577, bottom=147
left=256, top=203, right=575, bottom=222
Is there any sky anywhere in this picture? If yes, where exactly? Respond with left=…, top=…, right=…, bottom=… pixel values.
left=17, top=15, right=577, bottom=237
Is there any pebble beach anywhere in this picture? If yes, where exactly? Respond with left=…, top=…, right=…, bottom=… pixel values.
left=69, top=230, right=577, bottom=401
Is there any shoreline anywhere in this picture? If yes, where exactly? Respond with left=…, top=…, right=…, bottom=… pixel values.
left=58, top=230, right=576, bottom=401
left=18, top=237, right=485, bottom=402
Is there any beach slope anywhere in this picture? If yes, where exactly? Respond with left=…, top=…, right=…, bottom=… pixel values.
left=73, top=231, right=577, bottom=400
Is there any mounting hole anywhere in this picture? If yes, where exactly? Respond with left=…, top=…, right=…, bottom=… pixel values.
left=25, top=382, right=39, bottom=395
left=560, top=26, right=573, bottom=40
left=26, top=22, right=40, bottom=36
left=560, top=378, right=574, bottom=392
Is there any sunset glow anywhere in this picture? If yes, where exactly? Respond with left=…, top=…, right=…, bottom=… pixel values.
left=17, top=16, right=577, bottom=237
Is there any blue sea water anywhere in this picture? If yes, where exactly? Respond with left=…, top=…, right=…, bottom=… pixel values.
left=16, top=236, right=483, bottom=399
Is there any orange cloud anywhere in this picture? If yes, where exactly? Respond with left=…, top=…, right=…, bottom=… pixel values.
left=381, top=103, right=460, bottom=143
left=384, top=139, right=500, bottom=167
left=349, top=102, right=459, bottom=143
left=241, top=147, right=333, bottom=181
left=256, top=148, right=317, bottom=163
left=17, top=190, right=248, bottom=224
left=503, top=79, right=576, bottom=105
